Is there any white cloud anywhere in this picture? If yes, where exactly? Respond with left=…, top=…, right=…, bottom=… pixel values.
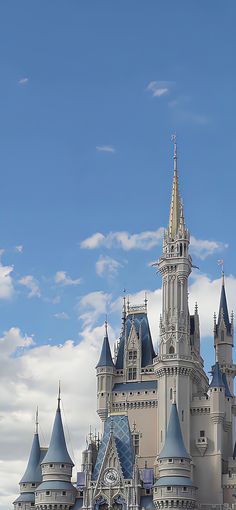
left=18, top=78, right=29, bottom=85
left=54, top=271, right=81, bottom=286
left=78, top=291, right=112, bottom=327
left=81, top=229, right=227, bottom=258
left=96, top=145, right=115, bottom=153
left=146, top=81, right=169, bottom=98
left=190, top=236, right=228, bottom=260
left=54, top=312, right=69, bottom=320
left=0, top=325, right=103, bottom=509
left=18, top=275, right=41, bottom=298
left=96, top=256, right=123, bottom=278
left=15, top=245, right=24, bottom=253
left=81, top=228, right=164, bottom=251
left=0, top=264, right=15, bottom=299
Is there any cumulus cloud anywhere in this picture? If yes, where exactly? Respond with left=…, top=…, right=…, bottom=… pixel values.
left=0, top=264, right=15, bottom=299
left=81, top=229, right=226, bottom=258
left=96, top=145, right=115, bottom=153
left=78, top=291, right=112, bottom=327
left=18, top=78, right=29, bottom=85
left=54, top=271, right=81, bottom=286
left=0, top=325, right=103, bottom=509
left=190, top=236, right=228, bottom=260
left=96, top=256, right=123, bottom=278
left=81, top=229, right=164, bottom=251
left=18, top=275, right=41, bottom=298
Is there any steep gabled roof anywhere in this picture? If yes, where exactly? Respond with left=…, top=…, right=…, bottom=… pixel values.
left=42, top=405, right=74, bottom=466
left=159, top=404, right=190, bottom=460
left=115, top=312, right=155, bottom=369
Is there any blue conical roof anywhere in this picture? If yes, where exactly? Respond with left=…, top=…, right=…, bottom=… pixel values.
left=218, top=281, right=231, bottom=333
left=42, top=405, right=74, bottom=466
left=96, top=334, right=114, bottom=368
left=209, top=362, right=225, bottom=389
left=20, top=433, right=42, bottom=484
left=159, top=404, right=190, bottom=459
left=222, top=372, right=232, bottom=397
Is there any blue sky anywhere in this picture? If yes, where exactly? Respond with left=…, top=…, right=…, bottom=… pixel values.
left=0, top=1, right=235, bottom=346
left=0, top=2, right=236, bottom=506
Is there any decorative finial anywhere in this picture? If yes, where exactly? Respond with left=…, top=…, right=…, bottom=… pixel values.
left=217, top=259, right=225, bottom=285
left=122, top=289, right=127, bottom=325
left=35, top=406, right=39, bottom=434
left=171, top=133, right=177, bottom=172
left=173, top=379, right=176, bottom=404
left=58, top=380, right=61, bottom=409
left=105, top=315, right=108, bottom=337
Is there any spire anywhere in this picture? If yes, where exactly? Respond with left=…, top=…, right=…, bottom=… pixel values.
left=96, top=320, right=114, bottom=368
left=168, top=135, right=182, bottom=238
left=20, top=423, right=42, bottom=483
left=159, top=403, right=190, bottom=459
left=42, top=394, right=74, bottom=466
left=217, top=270, right=231, bottom=333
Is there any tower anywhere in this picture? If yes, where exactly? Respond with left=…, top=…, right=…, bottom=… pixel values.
left=154, top=138, right=208, bottom=454
left=35, top=389, right=76, bottom=510
left=13, top=410, right=45, bottom=510
left=214, top=270, right=235, bottom=394
left=96, top=321, right=115, bottom=423
left=153, top=399, right=196, bottom=509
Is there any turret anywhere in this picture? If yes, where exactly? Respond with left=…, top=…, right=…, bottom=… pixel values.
left=35, top=388, right=76, bottom=510
left=13, top=410, right=44, bottom=510
left=96, top=320, right=115, bottom=423
left=214, top=271, right=233, bottom=365
left=153, top=398, right=197, bottom=509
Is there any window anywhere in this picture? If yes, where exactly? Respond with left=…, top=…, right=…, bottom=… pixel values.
left=167, top=487, right=172, bottom=492
left=170, top=388, right=173, bottom=401
left=18, top=504, right=21, bottom=507
left=182, top=410, right=184, bottom=422
left=46, top=491, right=51, bottom=496
left=200, top=430, right=205, bottom=438
left=128, top=368, right=137, bottom=380
left=182, top=487, right=187, bottom=492
left=62, top=491, right=66, bottom=496
left=128, top=350, right=137, bottom=361
left=61, top=464, right=65, bottom=468
left=49, top=464, right=53, bottom=468
left=31, top=503, right=34, bottom=507
left=169, top=346, right=175, bottom=354
left=146, top=489, right=150, bottom=495
left=168, top=459, right=173, bottom=463
left=133, top=433, right=140, bottom=455
left=31, top=483, right=36, bottom=487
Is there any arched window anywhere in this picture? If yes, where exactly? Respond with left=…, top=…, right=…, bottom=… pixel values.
left=169, top=345, right=175, bottom=354
left=180, top=243, right=183, bottom=256
left=170, top=388, right=173, bottom=401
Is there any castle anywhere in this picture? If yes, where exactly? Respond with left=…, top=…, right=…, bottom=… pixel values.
left=14, top=140, right=236, bottom=510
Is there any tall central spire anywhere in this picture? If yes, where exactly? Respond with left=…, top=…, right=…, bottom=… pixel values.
left=168, top=135, right=182, bottom=238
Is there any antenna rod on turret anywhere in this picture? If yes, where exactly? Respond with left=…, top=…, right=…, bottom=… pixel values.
left=35, top=406, right=39, bottom=434
left=58, top=380, right=61, bottom=409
